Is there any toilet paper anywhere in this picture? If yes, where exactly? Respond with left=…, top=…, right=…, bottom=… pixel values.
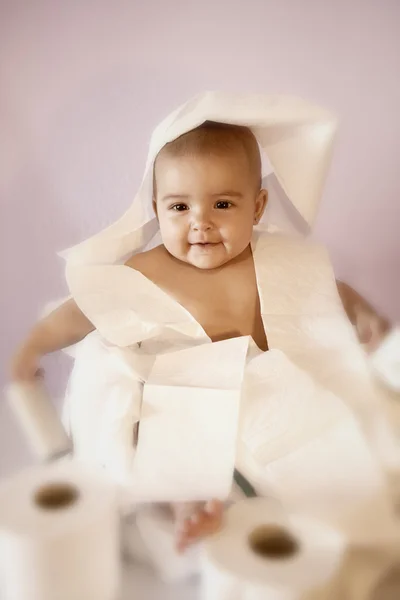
left=201, top=497, right=345, bottom=600
left=0, top=461, right=120, bottom=600
left=6, top=380, right=72, bottom=461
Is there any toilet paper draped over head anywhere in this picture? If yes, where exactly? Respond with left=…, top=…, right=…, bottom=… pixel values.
left=61, top=92, right=338, bottom=266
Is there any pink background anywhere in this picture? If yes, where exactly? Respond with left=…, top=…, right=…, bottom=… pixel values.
left=1, top=0, right=399, bottom=474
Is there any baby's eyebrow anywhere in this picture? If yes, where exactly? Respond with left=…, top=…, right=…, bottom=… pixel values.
left=161, top=191, right=244, bottom=202
left=212, top=191, right=243, bottom=198
left=161, top=194, right=190, bottom=202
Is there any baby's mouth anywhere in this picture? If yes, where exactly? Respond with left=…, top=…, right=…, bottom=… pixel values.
left=190, top=242, right=221, bottom=254
left=190, top=241, right=219, bottom=246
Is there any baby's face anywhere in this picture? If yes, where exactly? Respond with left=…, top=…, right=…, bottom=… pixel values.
left=153, top=152, right=267, bottom=269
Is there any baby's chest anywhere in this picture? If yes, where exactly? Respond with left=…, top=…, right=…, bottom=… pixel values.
left=168, top=277, right=264, bottom=344
left=139, top=252, right=268, bottom=349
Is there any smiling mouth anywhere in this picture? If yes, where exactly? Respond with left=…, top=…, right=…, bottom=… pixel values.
left=190, top=242, right=221, bottom=254
left=191, top=242, right=219, bottom=246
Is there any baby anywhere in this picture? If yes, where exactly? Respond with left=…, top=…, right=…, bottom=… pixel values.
left=10, top=121, right=390, bottom=551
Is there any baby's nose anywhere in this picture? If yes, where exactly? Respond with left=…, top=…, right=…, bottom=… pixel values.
left=191, top=209, right=213, bottom=231
left=193, top=220, right=212, bottom=232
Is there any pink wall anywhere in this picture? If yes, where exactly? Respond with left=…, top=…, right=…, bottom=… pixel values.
left=1, top=0, right=399, bottom=474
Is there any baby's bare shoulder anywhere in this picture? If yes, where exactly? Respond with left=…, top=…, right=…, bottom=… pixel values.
left=124, top=245, right=168, bottom=274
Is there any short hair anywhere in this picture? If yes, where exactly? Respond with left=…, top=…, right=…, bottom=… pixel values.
left=153, top=121, right=262, bottom=197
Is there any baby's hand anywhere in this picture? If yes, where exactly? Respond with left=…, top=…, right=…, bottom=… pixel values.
left=9, top=345, right=44, bottom=382
left=354, top=303, right=390, bottom=353
left=173, top=500, right=224, bottom=553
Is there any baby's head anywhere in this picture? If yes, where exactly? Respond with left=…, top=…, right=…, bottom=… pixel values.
left=153, top=121, right=267, bottom=269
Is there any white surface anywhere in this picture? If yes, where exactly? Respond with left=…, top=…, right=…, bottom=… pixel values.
left=119, top=563, right=198, bottom=600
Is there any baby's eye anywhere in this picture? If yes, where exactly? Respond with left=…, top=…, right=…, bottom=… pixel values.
left=215, top=201, right=232, bottom=209
left=171, top=204, right=189, bottom=212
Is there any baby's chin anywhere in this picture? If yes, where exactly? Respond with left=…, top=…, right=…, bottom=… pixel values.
left=188, top=255, right=230, bottom=270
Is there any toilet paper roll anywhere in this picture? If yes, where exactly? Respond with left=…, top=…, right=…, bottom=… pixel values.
left=0, top=461, right=120, bottom=600
left=6, top=381, right=72, bottom=461
left=201, top=498, right=345, bottom=600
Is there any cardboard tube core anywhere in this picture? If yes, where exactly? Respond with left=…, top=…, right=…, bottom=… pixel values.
left=248, top=524, right=299, bottom=559
left=34, top=483, right=79, bottom=510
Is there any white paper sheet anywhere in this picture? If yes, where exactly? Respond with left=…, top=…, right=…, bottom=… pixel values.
left=130, top=337, right=249, bottom=502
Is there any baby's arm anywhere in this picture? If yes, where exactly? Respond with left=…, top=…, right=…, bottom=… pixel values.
left=336, top=280, right=390, bottom=351
left=10, top=299, right=94, bottom=382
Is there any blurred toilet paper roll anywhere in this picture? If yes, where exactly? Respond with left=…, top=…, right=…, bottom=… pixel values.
left=201, top=498, right=346, bottom=600
left=6, top=380, right=72, bottom=461
left=0, top=461, right=120, bottom=600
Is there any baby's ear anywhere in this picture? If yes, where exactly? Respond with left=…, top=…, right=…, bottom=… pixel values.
left=152, top=197, right=158, bottom=218
left=254, top=189, right=268, bottom=224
